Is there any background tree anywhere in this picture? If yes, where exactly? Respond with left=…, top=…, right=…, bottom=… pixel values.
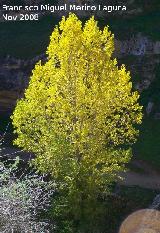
left=12, top=14, right=142, bottom=219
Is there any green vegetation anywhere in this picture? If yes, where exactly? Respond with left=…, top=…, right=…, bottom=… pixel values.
left=133, top=63, right=160, bottom=168
left=134, top=117, right=160, bottom=168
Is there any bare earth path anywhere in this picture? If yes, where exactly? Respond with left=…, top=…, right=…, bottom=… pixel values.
left=119, top=160, right=160, bottom=190
left=119, top=170, right=160, bottom=190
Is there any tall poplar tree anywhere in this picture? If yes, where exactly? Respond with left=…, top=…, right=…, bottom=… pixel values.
left=12, top=14, right=142, bottom=208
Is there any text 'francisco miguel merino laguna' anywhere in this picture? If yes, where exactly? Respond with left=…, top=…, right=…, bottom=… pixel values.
left=3, top=4, right=127, bottom=13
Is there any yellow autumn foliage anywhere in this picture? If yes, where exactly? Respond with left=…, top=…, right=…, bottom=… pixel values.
left=12, top=14, right=142, bottom=200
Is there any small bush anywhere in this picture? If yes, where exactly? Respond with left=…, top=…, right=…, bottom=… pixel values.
left=0, top=156, right=56, bottom=233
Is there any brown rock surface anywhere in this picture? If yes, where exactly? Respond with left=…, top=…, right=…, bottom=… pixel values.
left=119, top=209, right=160, bottom=233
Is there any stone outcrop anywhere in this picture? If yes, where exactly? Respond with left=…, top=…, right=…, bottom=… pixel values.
left=115, top=34, right=160, bottom=57
left=0, top=54, right=46, bottom=91
left=0, top=54, right=46, bottom=113
left=146, top=102, right=154, bottom=116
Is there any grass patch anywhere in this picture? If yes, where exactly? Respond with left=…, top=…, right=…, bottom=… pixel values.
left=119, top=186, right=158, bottom=207
left=133, top=117, right=160, bottom=169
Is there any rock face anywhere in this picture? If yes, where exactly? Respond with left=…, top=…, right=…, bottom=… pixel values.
left=115, top=34, right=160, bottom=57
left=119, top=209, right=160, bottom=233
left=0, top=54, right=46, bottom=91
left=146, top=102, right=154, bottom=116
left=0, top=54, right=46, bottom=113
